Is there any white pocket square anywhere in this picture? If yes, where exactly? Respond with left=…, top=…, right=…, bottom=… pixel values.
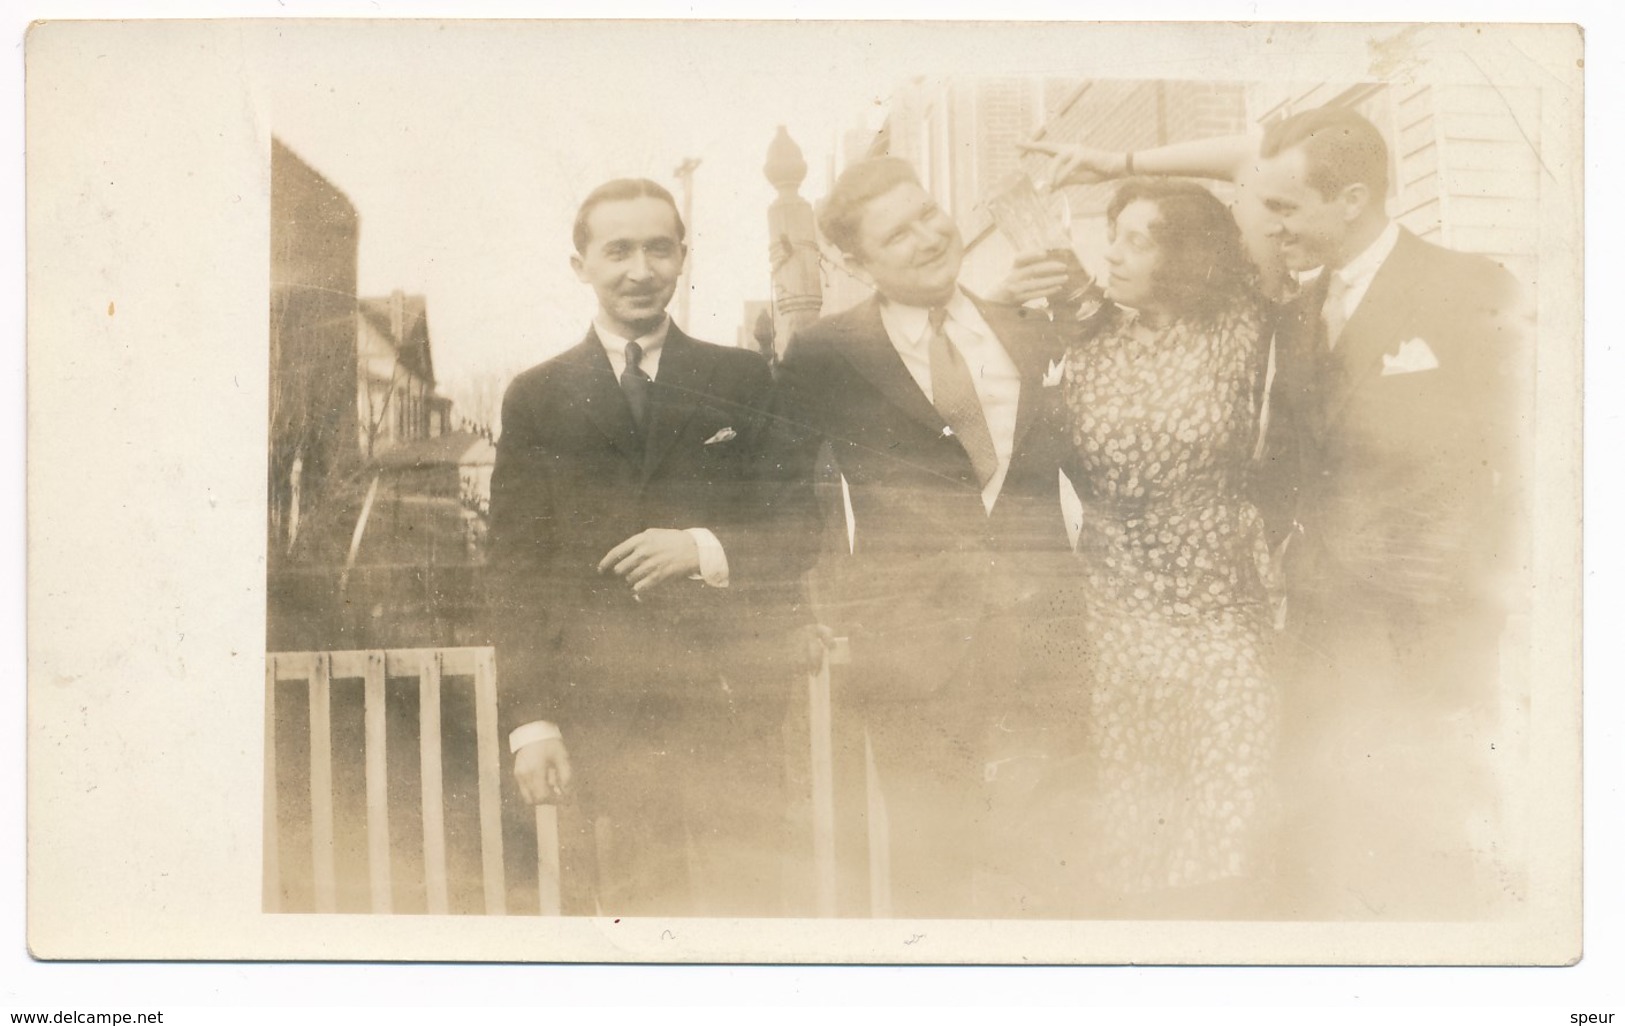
left=703, top=426, right=737, bottom=445
left=1382, top=338, right=1440, bottom=376
left=1042, top=359, right=1066, bottom=388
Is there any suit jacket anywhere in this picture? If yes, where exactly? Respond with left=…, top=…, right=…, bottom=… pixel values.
left=488, top=325, right=789, bottom=734
left=1259, top=228, right=1526, bottom=681
left=759, top=294, right=1072, bottom=701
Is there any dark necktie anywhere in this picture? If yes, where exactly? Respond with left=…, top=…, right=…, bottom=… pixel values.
left=621, top=340, right=651, bottom=433
left=1303, top=274, right=1337, bottom=431
left=926, top=307, right=999, bottom=489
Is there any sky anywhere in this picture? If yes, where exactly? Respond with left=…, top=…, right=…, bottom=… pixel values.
left=261, top=22, right=904, bottom=401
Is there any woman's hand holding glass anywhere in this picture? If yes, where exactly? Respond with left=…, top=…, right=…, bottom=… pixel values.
left=991, top=249, right=1073, bottom=306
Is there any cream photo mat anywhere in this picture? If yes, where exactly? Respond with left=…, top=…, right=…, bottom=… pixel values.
left=23, top=17, right=1584, bottom=964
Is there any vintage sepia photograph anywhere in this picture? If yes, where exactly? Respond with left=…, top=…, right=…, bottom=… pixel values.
left=25, top=17, right=1585, bottom=966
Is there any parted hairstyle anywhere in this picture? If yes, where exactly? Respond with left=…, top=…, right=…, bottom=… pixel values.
left=816, top=156, right=922, bottom=258
left=1259, top=104, right=1390, bottom=202
left=1106, top=177, right=1256, bottom=326
left=572, top=178, right=686, bottom=255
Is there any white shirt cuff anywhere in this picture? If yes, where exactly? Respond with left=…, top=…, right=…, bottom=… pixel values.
left=509, top=720, right=562, bottom=754
left=685, top=527, right=730, bottom=587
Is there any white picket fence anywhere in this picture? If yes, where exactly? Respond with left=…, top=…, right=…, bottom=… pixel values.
left=266, top=642, right=866, bottom=917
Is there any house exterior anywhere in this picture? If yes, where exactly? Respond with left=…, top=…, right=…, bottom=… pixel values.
left=356, top=290, right=445, bottom=459
left=269, top=137, right=361, bottom=553
left=814, top=64, right=1542, bottom=311
left=1244, top=78, right=1542, bottom=292
left=373, top=429, right=498, bottom=522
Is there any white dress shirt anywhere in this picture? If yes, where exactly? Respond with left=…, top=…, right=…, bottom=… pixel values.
left=878, top=288, right=1022, bottom=514
left=1323, top=219, right=1400, bottom=338
left=596, top=314, right=670, bottom=380
left=508, top=315, right=731, bottom=755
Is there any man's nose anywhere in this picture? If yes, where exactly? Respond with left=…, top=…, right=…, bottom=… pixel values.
left=625, top=250, right=652, bottom=278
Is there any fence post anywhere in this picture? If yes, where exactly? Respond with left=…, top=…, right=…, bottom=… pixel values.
left=764, top=126, right=823, bottom=362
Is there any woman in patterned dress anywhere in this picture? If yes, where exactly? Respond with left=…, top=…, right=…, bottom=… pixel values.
left=1050, top=179, right=1278, bottom=917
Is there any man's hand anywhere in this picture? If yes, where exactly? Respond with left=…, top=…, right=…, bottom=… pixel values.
left=599, top=528, right=700, bottom=595
left=989, top=250, right=1074, bottom=306
left=1018, top=140, right=1127, bottom=191
left=513, top=737, right=573, bottom=805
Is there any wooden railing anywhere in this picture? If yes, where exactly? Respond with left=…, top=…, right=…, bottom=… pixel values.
left=268, top=642, right=869, bottom=918
left=264, top=647, right=558, bottom=915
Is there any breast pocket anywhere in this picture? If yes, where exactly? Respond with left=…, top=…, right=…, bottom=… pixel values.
left=697, top=423, right=745, bottom=469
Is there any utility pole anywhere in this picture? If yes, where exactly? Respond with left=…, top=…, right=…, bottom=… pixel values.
left=672, top=157, right=701, bottom=331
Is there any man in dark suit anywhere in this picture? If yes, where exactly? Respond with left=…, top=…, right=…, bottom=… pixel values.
left=1253, top=106, right=1528, bottom=917
left=489, top=178, right=791, bottom=916
left=760, top=157, right=1073, bottom=916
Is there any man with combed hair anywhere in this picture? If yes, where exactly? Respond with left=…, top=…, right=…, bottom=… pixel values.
left=490, top=177, right=792, bottom=915
left=758, top=156, right=1073, bottom=916
left=1251, top=105, right=1525, bottom=917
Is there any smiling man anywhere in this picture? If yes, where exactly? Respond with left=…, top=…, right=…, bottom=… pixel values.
left=1250, top=105, right=1528, bottom=918
left=758, top=157, right=1073, bottom=916
left=489, top=178, right=791, bottom=915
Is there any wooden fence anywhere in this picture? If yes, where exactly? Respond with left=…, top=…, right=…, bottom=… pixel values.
left=267, top=643, right=867, bottom=917
left=264, top=647, right=562, bottom=915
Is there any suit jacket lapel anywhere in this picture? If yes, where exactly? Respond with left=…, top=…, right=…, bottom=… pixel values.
left=1322, top=229, right=1424, bottom=426
left=641, top=328, right=715, bottom=483
left=833, top=296, right=949, bottom=438
left=563, top=330, right=643, bottom=464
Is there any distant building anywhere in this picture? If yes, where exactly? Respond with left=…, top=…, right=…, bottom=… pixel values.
left=270, top=137, right=462, bottom=567
left=368, top=430, right=498, bottom=565
left=374, top=429, right=497, bottom=516
left=270, top=137, right=361, bottom=556
left=356, top=290, right=445, bottom=458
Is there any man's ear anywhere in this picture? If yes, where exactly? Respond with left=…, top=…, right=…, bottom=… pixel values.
left=1339, top=182, right=1372, bottom=223
left=569, top=251, right=587, bottom=283
left=836, top=246, right=874, bottom=289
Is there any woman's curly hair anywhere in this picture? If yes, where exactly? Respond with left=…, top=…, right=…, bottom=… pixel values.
left=1105, top=178, right=1257, bottom=326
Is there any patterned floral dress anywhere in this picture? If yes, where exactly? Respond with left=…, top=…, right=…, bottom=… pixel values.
left=1059, top=298, right=1278, bottom=897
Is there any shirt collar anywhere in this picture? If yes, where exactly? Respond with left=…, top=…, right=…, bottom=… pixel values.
left=594, top=315, right=670, bottom=360
left=879, top=287, right=982, bottom=349
left=1332, top=219, right=1400, bottom=291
